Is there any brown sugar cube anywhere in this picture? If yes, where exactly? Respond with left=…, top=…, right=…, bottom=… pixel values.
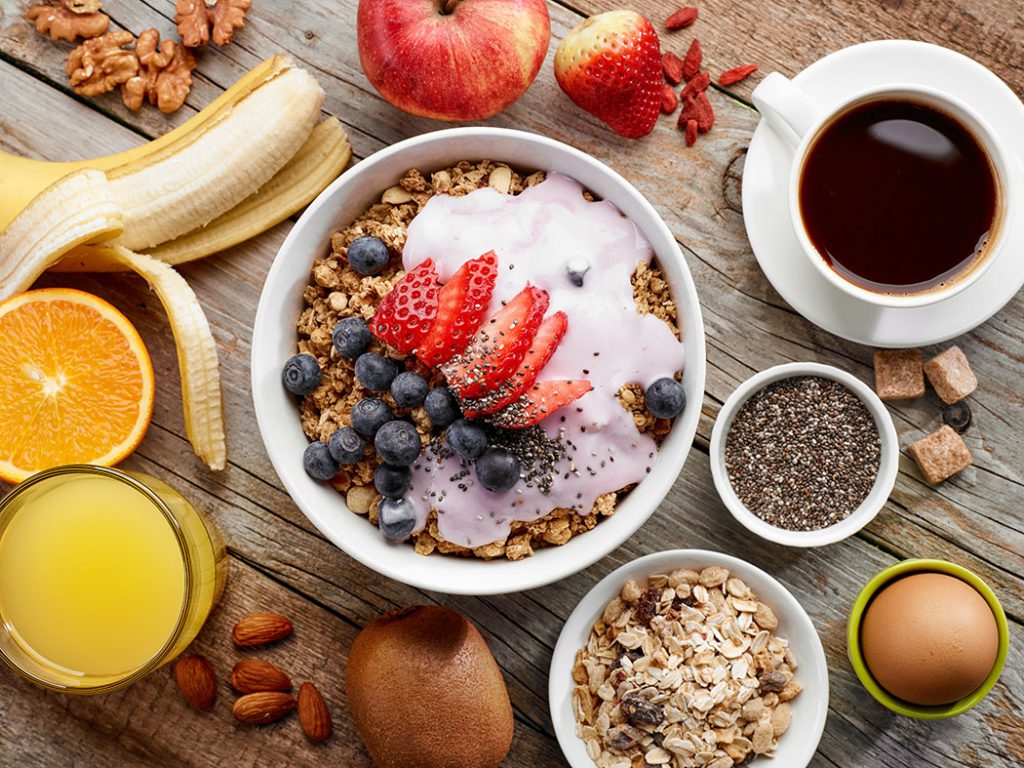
left=874, top=349, right=925, bottom=400
left=924, top=346, right=978, bottom=404
left=908, top=426, right=972, bottom=484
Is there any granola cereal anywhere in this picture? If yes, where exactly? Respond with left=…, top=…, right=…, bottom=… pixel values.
left=572, top=567, right=803, bottom=767
left=296, top=161, right=682, bottom=558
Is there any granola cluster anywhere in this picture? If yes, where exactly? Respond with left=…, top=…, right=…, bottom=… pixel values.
left=573, top=567, right=803, bottom=768
left=296, top=160, right=681, bottom=559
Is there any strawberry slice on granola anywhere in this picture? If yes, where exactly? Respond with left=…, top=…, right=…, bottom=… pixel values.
left=370, top=258, right=439, bottom=354
left=461, top=311, right=568, bottom=418
left=442, top=285, right=550, bottom=400
left=486, top=379, right=593, bottom=428
left=416, top=251, right=498, bottom=368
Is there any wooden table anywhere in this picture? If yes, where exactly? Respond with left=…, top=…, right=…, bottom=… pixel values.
left=2, top=0, right=1022, bottom=765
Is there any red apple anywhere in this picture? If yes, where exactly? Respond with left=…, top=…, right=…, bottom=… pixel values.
left=357, top=0, right=551, bottom=121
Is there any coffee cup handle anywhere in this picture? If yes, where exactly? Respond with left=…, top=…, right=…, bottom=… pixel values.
left=751, top=73, right=822, bottom=150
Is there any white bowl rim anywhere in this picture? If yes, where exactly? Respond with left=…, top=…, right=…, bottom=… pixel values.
left=708, top=362, right=898, bottom=547
left=250, top=126, right=707, bottom=595
left=548, top=548, right=830, bottom=768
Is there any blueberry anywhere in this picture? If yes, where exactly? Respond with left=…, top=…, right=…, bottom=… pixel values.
left=566, top=258, right=591, bottom=287
left=374, top=420, right=422, bottom=466
left=346, top=236, right=390, bottom=275
left=332, top=317, right=371, bottom=358
left=475, top=447, right=521, bottom=493
left=377, top=496, right=417, bottom=544
left=645, top=377, right=686, bottom=419
left=351, top=398, right=393, bottom=438
left=355, top=352, right=400, bottom=391
left=391, top=371, right=429, bottom=408
left=943, top=400, right=972, bottom=433
left=446, top=418, right=488, bottom=460
left=374, top=463, right=412, bottom=498
left=282, top=353, right=321, bottom=396
left=424, top=386, right=461, bottom=428
left=328, top=426, right=365, bottom=464
left=302, top=440, right=338, bottom=481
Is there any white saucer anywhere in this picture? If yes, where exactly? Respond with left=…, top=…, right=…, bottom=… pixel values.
left=742, top=40, right=1024, bottom=348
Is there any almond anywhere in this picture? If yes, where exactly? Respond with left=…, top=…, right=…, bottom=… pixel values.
left=232, top=691, right=296, bottom=725
left=231, top=658, right=292, bottom=694
left=174, top=654, right=217, bottom=711
left=232, top=612, right=293, bottom=647
left=297, top=682, right=332, bottom=742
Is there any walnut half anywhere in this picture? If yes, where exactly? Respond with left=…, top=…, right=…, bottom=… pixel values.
left=175, top=0, right=251, bottom=48
left=121, top=29, right=196, bottom=114
left=67, top=30, right=139, bottom=97
left=27, top=0, right=109, bottom=42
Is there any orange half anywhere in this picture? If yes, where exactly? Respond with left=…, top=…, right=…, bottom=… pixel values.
left=0, top=288, right=155, bottom=483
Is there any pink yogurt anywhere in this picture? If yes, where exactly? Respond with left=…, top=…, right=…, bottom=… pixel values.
left=400, top=172, right=685, bottom=549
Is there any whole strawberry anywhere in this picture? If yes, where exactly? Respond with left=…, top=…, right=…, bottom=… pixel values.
left=554, top=10, right=662, bottom=139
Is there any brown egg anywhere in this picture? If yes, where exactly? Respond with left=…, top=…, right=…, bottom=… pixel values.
left=346, top=605, right=514, bottom=768
left=861, top=572, right=998, bottom=706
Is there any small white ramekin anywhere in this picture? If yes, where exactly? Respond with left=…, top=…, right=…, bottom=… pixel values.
left=549, top=549, right=830, bottom=768
left=709, top=362, right=898, bottom=547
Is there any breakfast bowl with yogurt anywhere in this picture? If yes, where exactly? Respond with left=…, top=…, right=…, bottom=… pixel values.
left=252, top=129, right=706, bottom=595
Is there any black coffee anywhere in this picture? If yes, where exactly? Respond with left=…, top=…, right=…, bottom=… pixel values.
left=799, top=99, right=997, bottom=294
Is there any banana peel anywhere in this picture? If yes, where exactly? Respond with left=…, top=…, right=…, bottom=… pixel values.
left=0, top=55, right=352, bottom=471
left=101, top=246, right=227, bottom=471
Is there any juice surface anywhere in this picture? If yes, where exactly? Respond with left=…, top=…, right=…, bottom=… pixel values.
left=0, top=475, right=186, bottom=677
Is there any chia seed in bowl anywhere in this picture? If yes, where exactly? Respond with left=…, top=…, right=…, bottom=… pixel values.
left=709, top=362, right=898, bottom=548
left=724, top=376, right=881, bottom=532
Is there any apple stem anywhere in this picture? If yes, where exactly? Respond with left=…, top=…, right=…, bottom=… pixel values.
left=441, top=0, right=463, bottom=14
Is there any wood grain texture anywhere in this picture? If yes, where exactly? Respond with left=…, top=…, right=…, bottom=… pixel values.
left=1, top=0, right=1023, bottom=766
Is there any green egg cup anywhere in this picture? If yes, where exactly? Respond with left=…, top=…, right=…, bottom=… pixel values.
left=847, top=558, right=1009, bottom=719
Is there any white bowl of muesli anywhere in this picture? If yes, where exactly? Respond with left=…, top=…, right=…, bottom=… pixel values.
left=550, top=549, right=829, bottom=768
left=252, top=128, right=706, bottom=595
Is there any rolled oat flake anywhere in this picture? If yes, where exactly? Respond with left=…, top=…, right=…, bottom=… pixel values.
left=724, top=376, right=881, bottom=531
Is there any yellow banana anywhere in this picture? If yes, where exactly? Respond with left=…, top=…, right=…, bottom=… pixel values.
left=54, top=117, right=352, bottom=271
left=0, top=56, right=292, bottom=232
left=108, top=66, right=325, bottom=251
left=0, top=169, right=122, bottom=301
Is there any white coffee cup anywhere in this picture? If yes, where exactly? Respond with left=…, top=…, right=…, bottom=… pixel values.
left=752, top=73, right=1011, bottom=309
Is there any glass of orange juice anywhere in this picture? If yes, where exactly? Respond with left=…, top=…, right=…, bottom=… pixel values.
left=0, top=465, right=227, bottom=693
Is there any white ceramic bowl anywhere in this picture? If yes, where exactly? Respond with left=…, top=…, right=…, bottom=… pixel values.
left=251, top=127, right=707, bottom=595
left=549, top=549, right=830, bottom=768
left=709, top=362, right=898, bottom=547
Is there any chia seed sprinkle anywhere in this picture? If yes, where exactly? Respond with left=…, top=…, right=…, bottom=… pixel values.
left=723, top=376, right=881, bottom=531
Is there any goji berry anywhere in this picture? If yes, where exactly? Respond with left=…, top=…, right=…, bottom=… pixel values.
left=719, top=64, right=759, bottom=86
left=662, top=51, right=684, bottom=84
left=661, top=84, right=679, bottom=115
left=665, top=7, right=698, bottom=30
left=682, top=39, right=702, bottom=81
left=685, top=119, right=698, bottom=146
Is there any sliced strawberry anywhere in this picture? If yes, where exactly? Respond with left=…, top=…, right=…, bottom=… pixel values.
left=370, top=259, right=439, bottom=354
left=461, top=311, right=568, bottom=418
left=442, top=285, right=549, bottom=400
left=416, top=251, right=498, bottom=368
left=486, top=379, right=593, bottom=429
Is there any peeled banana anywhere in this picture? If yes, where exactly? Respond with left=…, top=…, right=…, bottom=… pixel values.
left=0, top=55, right=351, bottom=471
left=0, top=56, right=292, bottom=232
left=108, top=66, right=324, bottom=251
left=0, top=169, right=122, bottom=301
left=54, top=117, right=352, bottom=271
